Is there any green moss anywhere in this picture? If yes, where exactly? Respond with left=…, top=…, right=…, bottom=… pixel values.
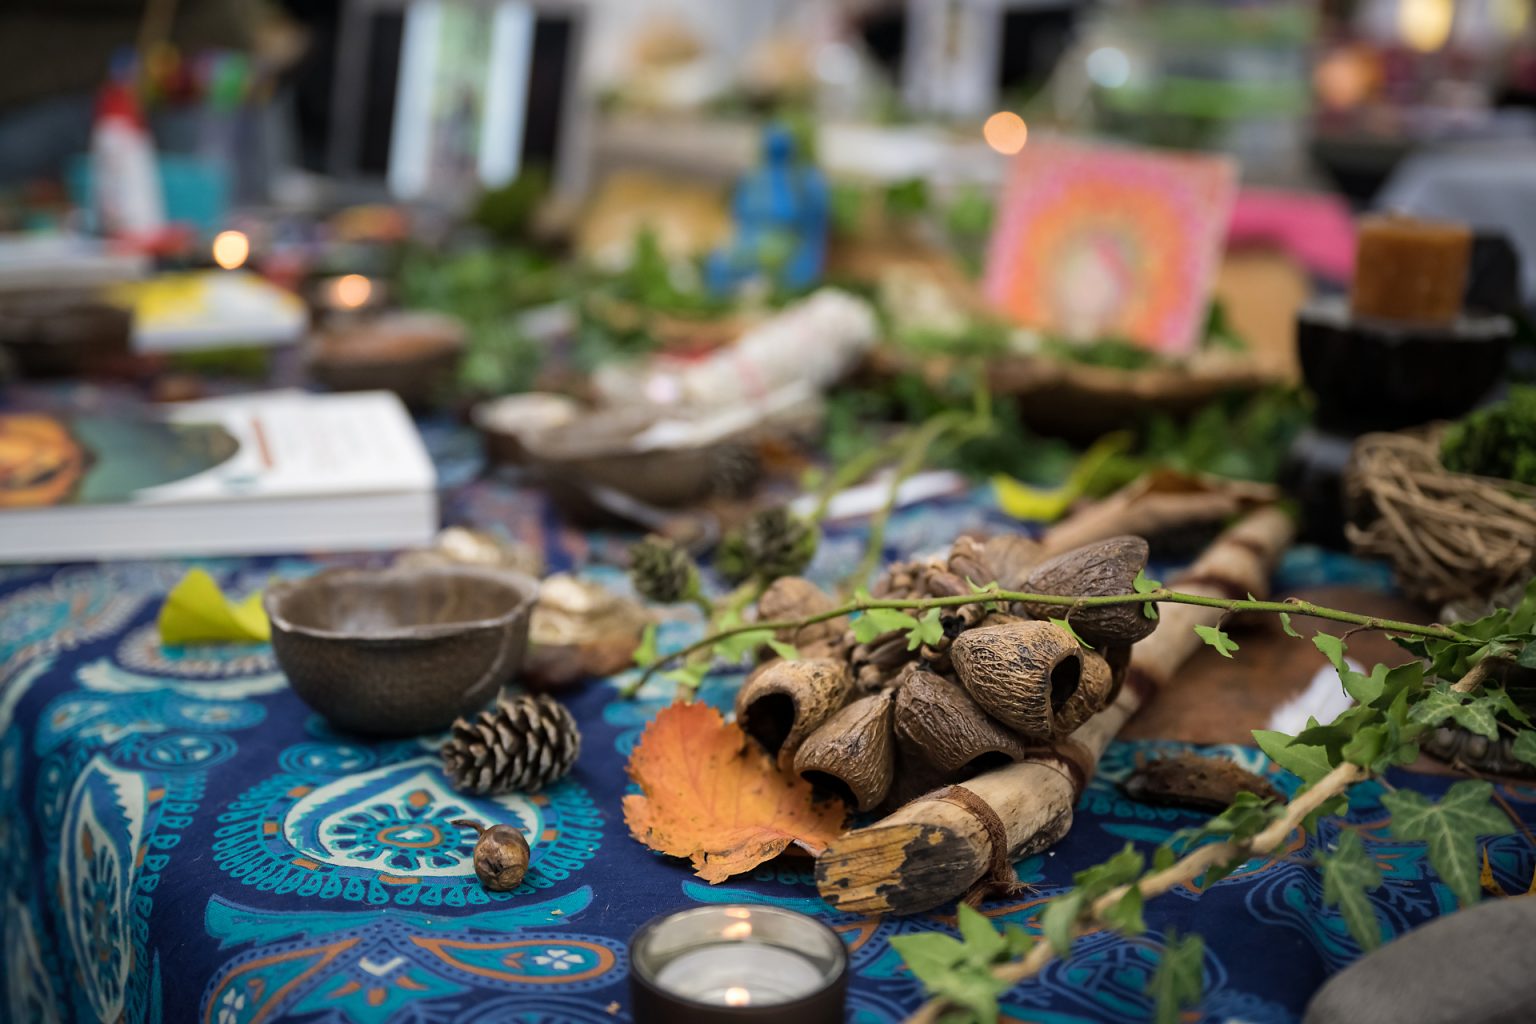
left=1441, top=387, right=1536, bottom=486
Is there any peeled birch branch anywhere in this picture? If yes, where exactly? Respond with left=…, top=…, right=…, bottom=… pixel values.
left=814, top=506, right=1295, bottom=915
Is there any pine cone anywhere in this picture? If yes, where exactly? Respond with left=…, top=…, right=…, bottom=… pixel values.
left=717, top=507, right=819, bottom=584
left=629, top=535, right=699, bottom=604
left=442, top=694, right=581, bottom=795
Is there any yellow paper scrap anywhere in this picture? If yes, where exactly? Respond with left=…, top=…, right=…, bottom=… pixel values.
left=157, top=568, right=270, bottom=645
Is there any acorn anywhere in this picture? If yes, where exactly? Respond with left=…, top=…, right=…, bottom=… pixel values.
left=757, top=576, right=847, bottom=650
left=950, top=620, right=1084, bottom=741
left=454, top=819, right=531, bottom=892
left=735, top=658, right=852, bottom=770
left=793, top=691, right=896, bottom=811
left=1017, top=536, right=1156, bottom=647
left=893, top=669, right=1028, bottom=776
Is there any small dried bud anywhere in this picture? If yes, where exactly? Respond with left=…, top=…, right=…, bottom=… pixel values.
left=628, top=536, right=699, bottom=604
left=455, top=820, right=530, bottom=892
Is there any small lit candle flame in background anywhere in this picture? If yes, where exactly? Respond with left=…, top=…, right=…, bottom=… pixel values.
left=330, top=274, right=374, bottom=310
left=983, top=112, right=1028, bottom=156
left=723, top=908, right=752, bottom=919
left=212, top=230, right=249, bottom=270
left=723, top=987, right=752, bottom=1007
left=722, top=921, right=753, bottom=940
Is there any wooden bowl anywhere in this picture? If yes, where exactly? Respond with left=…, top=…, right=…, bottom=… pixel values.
left=265, top=566, right=538, bottom=736
left=308, top=312, right=465, bottom=408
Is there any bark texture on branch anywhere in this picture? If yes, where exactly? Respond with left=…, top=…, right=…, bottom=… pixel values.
left=814, top=507, right=1295, bottom=915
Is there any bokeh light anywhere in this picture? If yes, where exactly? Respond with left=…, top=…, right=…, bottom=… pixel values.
left=211, top=230, right=250, bottom=270
left=330, top=273, right=374, bottom=310
left=1399, top=0, right=1454, bottom=53
left=983, top=112, right=1029, bottom=155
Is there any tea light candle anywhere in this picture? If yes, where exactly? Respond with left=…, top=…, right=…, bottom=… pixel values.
left=629, top=905, right=847, bottom=1023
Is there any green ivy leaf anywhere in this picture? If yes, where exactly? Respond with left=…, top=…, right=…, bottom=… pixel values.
left=1279, top=611, right=1301, bottom=639
left=1252, top=729, right=1332, bottom=785
left=852, top=608, right=920, bottom=644
left=1073, top=844, right=1145, bottom=898
left=1512, top=731, right=1536, bottom=769
left=662, top=662, right=709, bottom=693
left=1050, top=618, right=1094, bottom=650
left=1382, top=781, right=1516, bottom=907
left=1319, top=830, right=1384, bottom=950
left=1040, top=891, right=1085, bottom=956
left=1483, top=687, right=1534, bottom=727
left=632, top=623, right=659, bottom=668
left=1408, top=684, right=1499, bottom=740
left=1194, top=624, right=1239, bottom=658
left=890, top=931, right=967, bottom=982
left=908, top=608, right=947, bottom=651
left=714, top=628, right=776, bottom=662
left=1313, top=632, right=1348, bottom=671
left=1102, top=887, right=1146, bottom=937
left=1003, top=923, right=1034, bottom=958
left=1146, top=930, right=1204, bottom=1024
left=955, top=903, right=1006, bottom=965
left=1201, top=791, right=1278, bottom=845
left=765, top=639, right=800, bottom=661
left=1134, top=568, right=1162, bottom=621
left=1519, top=643, right=1536, bottom=669
left=1341, top=723, right=1388, bottom=768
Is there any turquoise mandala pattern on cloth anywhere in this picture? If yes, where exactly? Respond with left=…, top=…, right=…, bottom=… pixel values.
left=3, top=480, right=1536, bottom=1023
left=214, top=744, right=604, bottom=906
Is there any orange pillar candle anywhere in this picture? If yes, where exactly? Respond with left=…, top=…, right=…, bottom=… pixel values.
left=1350, top=215, right=1471, bottom=325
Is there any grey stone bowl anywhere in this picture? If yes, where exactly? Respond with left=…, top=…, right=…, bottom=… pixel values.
left=265, top=566, right=539, bottom=736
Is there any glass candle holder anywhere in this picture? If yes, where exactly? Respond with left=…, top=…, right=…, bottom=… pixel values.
left=629, top=905, right=848, bottom=1023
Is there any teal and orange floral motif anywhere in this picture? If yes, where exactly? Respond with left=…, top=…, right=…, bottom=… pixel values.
left=199, top=889, right=616, bottom=1024
left=214, top=748, right=603, bottom=906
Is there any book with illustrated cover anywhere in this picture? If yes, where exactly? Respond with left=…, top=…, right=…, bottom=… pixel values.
left=0, top=390, right=437, bottom=562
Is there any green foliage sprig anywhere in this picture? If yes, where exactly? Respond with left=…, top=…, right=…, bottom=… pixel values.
left=889, top=582, right=1536, bottom=1024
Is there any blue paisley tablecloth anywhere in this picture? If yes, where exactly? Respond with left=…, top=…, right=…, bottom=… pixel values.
left=4, top=443, right=1535, bottom=1024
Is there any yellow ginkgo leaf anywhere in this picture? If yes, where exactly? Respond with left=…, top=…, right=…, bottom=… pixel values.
left=158, top=568, right=271, bottom=646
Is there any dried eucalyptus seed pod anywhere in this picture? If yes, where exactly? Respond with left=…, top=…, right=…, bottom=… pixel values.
left=1121, top=752, right=1282, bottom=812
left=893, top=669, right=1028, bottom=777
left=978, top=610, right=1026, bottom=629
left=735, top=658, right=852, bottom=770
left=454, top=819, right=530, bottom=891
left=920, top=569, right=969, bottom=598
left=950, top=620, right=1084, bottom=741
left=1018, top=536, right=1156, bottom=647
left=1102, top=644, right=1132, bottom=705
left=919, top=643, right=952, bottom=675
left=1050, top=649, right=1114, bottom=736
left=853, top=633, right=913, bottom=670
left=856, top=662, right=899, bottom=694
left=982, top=534, right=1042, bottom=589
left=757, top=577, right=847, bottom=648
left=793, top=691, right=896, bottom=811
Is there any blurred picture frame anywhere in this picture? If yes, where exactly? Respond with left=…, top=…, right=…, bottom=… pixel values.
left=328, top=0, right=590, bottom=205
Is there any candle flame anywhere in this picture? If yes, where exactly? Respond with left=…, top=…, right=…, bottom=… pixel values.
left=331, top=274, right=373, bottom=310
left=983, top=112, right=1028, bottom=156
left=212, top=230, right=249, bottom=271
left=722, top=921, right=753, bottom=940
left=723, top=908, right=752, bottom=919
left=724, top=987, right=752, bottom=1007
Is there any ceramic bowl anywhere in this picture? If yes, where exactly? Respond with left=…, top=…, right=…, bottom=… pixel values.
left=265, top=566, right=539, bottom=736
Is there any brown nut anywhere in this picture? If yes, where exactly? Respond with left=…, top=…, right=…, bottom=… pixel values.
left=893, top=669, right=1028, bottom=777
left=757, top=577, right=847, bottom=648
left=454, top=820, right=530, bottom=891
left=735, top=658, right=853, bottom=770
left=951, top=620, right=1084, bottom=741
left=982, top=534, right=1042, bottom=589
left=793, top=692, right=895, bottom=811
left=1051, top=648, right=1114, bottom=736
left=1018, top=536, right=1156, bottom=647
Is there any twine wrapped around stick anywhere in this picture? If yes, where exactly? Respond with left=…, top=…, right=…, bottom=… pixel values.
left=1345, top=430, right=1536, bottom=606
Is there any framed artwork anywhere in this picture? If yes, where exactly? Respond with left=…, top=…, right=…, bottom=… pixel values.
left=984, top=136, right=1238, bottom=354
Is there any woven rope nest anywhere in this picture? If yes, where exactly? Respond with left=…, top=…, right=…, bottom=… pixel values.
left=1345, top=429, right=1536, bottom=606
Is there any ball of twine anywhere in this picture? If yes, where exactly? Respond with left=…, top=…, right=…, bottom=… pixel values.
left=1345, top=430, right=1536, bottom=606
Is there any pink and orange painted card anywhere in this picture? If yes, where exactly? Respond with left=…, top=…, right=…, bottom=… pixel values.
left=984, top=137, right=1237, bottom=355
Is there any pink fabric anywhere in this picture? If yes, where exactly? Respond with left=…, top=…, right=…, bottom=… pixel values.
left=1227, top=188, right=1356, bottom=282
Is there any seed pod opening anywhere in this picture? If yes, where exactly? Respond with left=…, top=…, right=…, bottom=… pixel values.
left=892, top=669, right=1028, bottom=778
left=950, top=620, right=1084, bottom=741
left=734, top=658, right=852, bottom=771
left=1019, top=535, right=1156, bottom=647
left=793, top=692, right=895, bottom=811
left=1051, top=649, right=1113, bottom=736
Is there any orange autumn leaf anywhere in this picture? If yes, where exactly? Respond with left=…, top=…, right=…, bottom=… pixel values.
left=623, top=700, right=847, bottom=883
